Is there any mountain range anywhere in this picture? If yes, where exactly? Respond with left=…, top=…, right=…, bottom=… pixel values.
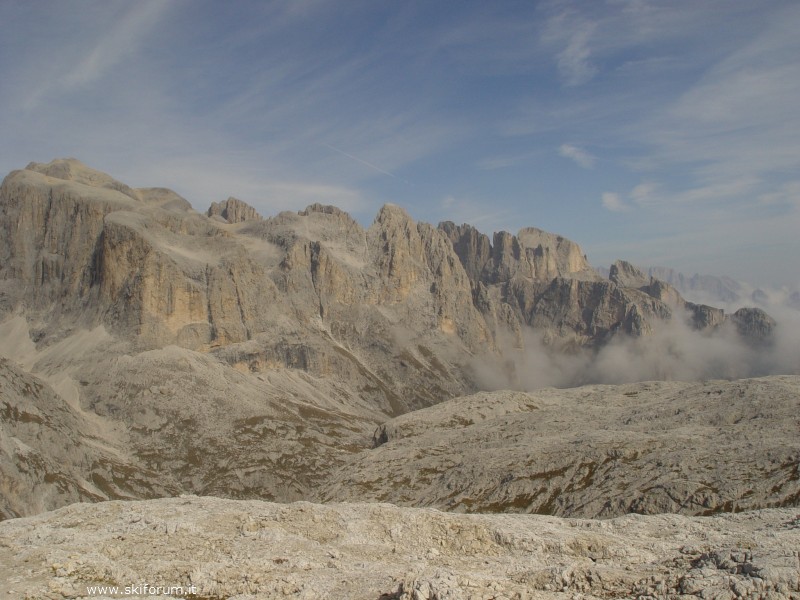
left=0, top=157, right=793, bottom=516
left=0, top=159, right=797, bottom=598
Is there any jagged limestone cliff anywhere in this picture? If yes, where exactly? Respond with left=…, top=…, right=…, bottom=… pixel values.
left=207, top=196, right=262, bottom=223
left=2, top=159, right=766, bottom=363
left=439, top=223, right=674, bottom=345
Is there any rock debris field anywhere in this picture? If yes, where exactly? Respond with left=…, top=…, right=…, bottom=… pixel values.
left=0, top=496, right=798, bottom=599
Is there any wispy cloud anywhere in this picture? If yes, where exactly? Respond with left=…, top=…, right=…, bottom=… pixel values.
left=558, top=143, right=595, bottom=168
left=601, top=192, right=629, bottom=212
left=629, top=182, right=658, bottom=206
left=64, top=1, right=171, bottom=88
left=631, top=4, right=800, bottom=196
left=19, top=1, right=173, bottom=109
left=139, top=158, right=366, bottom=215
left=556, top=24, right=597, bottom=86
left=538, top=6, right=599, bottom=86
left=322, top=143, right=400, bottom=180
left=758, top=181, right=800, bottom=209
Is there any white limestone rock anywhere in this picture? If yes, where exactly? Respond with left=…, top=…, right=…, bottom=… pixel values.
left=322, top=376, right=800, bottom=518
left=0, top=497, right=797, bottom=599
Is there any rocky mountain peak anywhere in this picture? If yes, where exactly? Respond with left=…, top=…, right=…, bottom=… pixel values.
left=207, top=196, right=262, bottom=223
left=299, top=203, right=346, bottom=217
left=437, top=222, right=492, bottom=282
left=440, top=222, right=600, bottom=287
left=609, top=260, right=650, bottom=289
left=731, top=307, right=776, bottom=343
left=294, top=203, right=363, bottom=237
left=135, top=187, right=193, bottom=212
left=373, top=202, right=413, bottom=228
left=25, top=157, right=139, bottom=201
left=607, top=260, right=727, bottom=329
left=0, top=158, right=795, bottom=542
left=516, top=227, right=595, bottom=279
left=0, top=158, right=779, bottom=379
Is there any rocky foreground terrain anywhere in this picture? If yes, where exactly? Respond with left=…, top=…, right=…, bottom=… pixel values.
left=0, top=497, right=798, bottom=599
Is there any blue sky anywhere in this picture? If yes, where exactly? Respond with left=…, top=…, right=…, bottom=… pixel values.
left=1, top=1, right=799, bottom=285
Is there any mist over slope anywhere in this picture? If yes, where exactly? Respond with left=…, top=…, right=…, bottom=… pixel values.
left=565, top=263, right=800, bottom=391
left=474, top=310, right=799, bottom=391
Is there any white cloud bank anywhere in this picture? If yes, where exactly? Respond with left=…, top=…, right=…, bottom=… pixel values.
left=473, top=306, right=800, bottom=391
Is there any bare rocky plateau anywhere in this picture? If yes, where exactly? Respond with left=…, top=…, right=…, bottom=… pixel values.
left=323, top=377, right=800, bottom=518
left=0, top=497, right=798, bottom=599
left=1, top=159, right=798, bottom=597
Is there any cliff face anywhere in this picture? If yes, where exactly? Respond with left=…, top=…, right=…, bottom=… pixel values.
left=609, top=260, right=726, bottom=330
left=0, top=167, right=127, bottom=317
left=439, top=221, right=598, bottom=285
left=731, top=307, right=776, bottom=343
left=0, top=161, right=495, bottom=419
left=608, top=260, right=776, bottom=334
left=439, top=224, right=678, bottom=345
left=0, top=161, right=504, bottom=514
left=1, top=160, right=771, bottom=376
left=207, top=196, right=262, bottom=223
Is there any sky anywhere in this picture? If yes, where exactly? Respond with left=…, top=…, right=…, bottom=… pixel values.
left=1, top=0, right=799, bottom=286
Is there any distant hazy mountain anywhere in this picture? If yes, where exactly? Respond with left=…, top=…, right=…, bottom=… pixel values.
left=647, top=266, right=743, bottom=303
left=598, top=263, right=800, bottom=313
left=595, top=264, right=743, bottom=304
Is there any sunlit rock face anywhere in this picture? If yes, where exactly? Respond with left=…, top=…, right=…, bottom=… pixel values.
left=207, top=196, right=262, bottom=223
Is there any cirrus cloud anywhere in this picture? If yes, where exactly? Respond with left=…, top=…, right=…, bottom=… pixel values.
left=558, top=143, right=596, bottom=168
left=601, top=192, right=629, bottom=212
